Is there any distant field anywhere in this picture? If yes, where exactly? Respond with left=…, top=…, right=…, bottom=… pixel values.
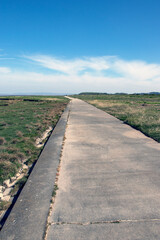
left=74, top=94, right=160, bottom=143
left=0, top=96, right=69, bottom=211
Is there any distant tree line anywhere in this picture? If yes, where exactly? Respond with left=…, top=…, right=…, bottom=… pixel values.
left=79, top=92, right=160, bottom=95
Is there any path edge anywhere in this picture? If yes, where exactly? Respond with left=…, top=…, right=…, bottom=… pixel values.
left=0, top=102, right=71, bottom=240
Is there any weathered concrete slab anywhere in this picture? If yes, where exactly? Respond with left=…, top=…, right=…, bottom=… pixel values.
left=0, top=103, right=70, bottom=240
left=47, top=99, right=160, bottom=239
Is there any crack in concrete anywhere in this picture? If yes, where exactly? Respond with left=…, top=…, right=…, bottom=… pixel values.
left=51, top=218, right=160, bottom=226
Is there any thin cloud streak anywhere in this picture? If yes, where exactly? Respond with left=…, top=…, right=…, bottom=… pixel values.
left=24, top=55, right=111, bottom=74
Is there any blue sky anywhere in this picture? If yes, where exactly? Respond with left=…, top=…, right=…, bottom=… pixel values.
left=0, top=0, right=160, bottom=94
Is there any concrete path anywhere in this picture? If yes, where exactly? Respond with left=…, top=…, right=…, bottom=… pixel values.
left=47, top=98, right=160, bottom=240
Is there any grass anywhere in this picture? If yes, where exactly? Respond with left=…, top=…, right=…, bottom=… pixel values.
left=0, top=200, right=10, bottom=211
left=73, top=94, right=160, bottom=143
left=0, top=96, right=69, bottom=185
left=10, top=176, right=28, bottom=197
left=52, top=184, right=59, bottom=197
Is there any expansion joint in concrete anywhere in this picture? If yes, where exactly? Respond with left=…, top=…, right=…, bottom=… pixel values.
left=50, top=218, right=160, bottom=226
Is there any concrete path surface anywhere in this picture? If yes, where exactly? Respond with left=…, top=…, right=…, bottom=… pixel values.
left=46, top=98, right=160, bottom=240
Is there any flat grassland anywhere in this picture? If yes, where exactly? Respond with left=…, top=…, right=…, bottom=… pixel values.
left=0, top=96, right=69, bottom=211
left=74, top=94, right=160, bottom=143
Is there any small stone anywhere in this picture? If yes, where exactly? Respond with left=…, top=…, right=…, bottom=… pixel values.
left=3, top=179, right=10, bottom=188
left=11, top=177, right=16, bottom=182
left=23, top=164, right=28, bottom=170
left=0, top=193, right=3, bottom=199
left=17, top=173, right=24, bottom=181
left=0, top=186, right=5, bottom=192
left=2, top=195, right=11, bottom=201
left=16, top=173, right=20, bottom=178
left=3, top=187, right=12, bottom=197
left=9, top=180, right=17, bottom=188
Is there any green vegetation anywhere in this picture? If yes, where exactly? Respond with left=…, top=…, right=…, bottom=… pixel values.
left=0, top=200, right=10, bottom=211
left=0, top=96, right=69, bottom=185
left=73, top=94, right=160, bottom=142
left=52, top=184, right=59, bottom=197
left=10, top=176, right=28, bottom=197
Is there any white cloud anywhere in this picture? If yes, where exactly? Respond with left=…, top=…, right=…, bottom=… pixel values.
left=0, top=67, right=11, bottom=73
left=24, top=55, right=110, bottom=74
left=0, top=70, right=160, bottom=94
left=24, top=54, right=160, bottom=82
left=0, top=54, right=160, bottom=94
left=112, top=59, right=160, bottom=81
